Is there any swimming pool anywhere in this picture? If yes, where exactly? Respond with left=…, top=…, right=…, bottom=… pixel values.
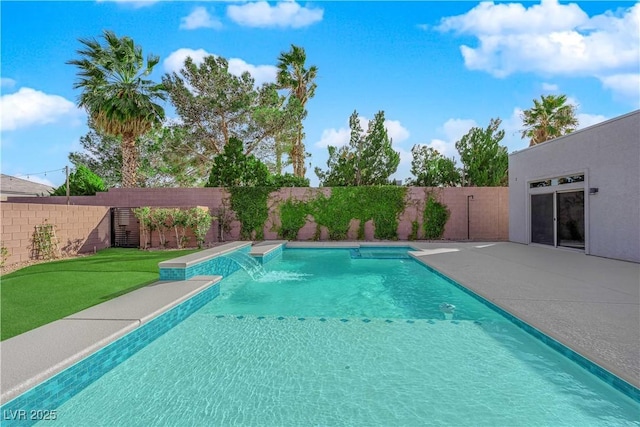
left=9, top=247, right=640, bottom=425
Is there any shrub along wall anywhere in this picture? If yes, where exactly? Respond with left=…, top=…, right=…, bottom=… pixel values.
left=7, top=186, right=508, bottom=245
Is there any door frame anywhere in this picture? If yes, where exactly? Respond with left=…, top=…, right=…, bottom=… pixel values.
left=526, top=170, right=590, bottom=253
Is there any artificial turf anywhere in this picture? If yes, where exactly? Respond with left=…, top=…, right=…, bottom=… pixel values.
left=0, top=248, right=198, bottom=340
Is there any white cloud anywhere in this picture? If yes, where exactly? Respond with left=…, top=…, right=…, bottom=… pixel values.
left=164, top=48, right=210, bottom=74
left=576, top=113, right=608, bottom=130
left=542, top=82, right=559, bottom=92
left=417, top=118, right=477, bottom=159
left=180, top=7, right=222, bottom=30
left=394, top=146, right=414, bottom=171
left=441, top=118, right=476, bottom=143
left=227, top=1, right=323, bottom=28
left=228, top=58, right=277, bottom=86
left=316, top=127, right=350, bottom=148
left=425, top=139, right=451, bottom=155
left=437, top=1, right=640, bottom=101
left=0, top=88, right=82, bottom=132
left=315, top=115, right=410, bottom=148
left=163, top=48, right=277, bottom=86
left=600, top=73, right=640, bottom=104
left=384, top=119, right=410, bottom=144
left=1, top=78, right=16, bottom=89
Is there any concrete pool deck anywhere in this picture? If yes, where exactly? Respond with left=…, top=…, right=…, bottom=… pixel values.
left=404, top=241, right=640, bottom=389
left=1, top=240, right=638, bottom=405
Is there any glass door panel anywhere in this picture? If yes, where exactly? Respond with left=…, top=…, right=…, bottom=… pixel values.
left=531, top=193, right=554, bottom=245
left=556, top=191, right=585, bottom=249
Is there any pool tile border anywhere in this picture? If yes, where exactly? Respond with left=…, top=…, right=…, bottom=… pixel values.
left=0, top=282, right=221, bottom=427
left=411, top=255, right=640, bottom=403
left=159, top=244, right=251, bottom=280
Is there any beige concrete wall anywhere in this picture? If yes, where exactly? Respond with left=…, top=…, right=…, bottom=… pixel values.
left=1, top=203, right=111, bottom=265
left=8, top=186, right=509, bottom=245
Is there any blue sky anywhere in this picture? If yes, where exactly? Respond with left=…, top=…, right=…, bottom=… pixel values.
left=1, top=0, right=639, bottom=187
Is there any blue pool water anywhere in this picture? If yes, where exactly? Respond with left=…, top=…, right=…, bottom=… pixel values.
left=30, top=248, right=640, bottom=425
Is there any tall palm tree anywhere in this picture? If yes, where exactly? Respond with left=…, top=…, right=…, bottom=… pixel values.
left=276, top=45, right=318, bottom=178
left=521, top=94, right=579, bottom=147
left=68, top=30, right=166, bottom=187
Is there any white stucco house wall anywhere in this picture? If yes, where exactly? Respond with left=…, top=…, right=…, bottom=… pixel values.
left=509, top=110, right=640, bottom=263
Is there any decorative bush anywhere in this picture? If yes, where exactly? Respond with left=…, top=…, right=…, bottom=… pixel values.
left=188, top=207, right=214, bottom=249
left=275, top=186, right=407, bottom=241
left=423, top=196, right=450, bottom=240
left=31, top=221, right=60, bottom=260
left=408, top=221, right=420, bottom=241
left=133, top=207, right=153, bottom=249
left=170, top=209, right=191, bottom=249
left=1, top=246, right=10, bottom=268
left=278, top=198, right=309, bottom=240
left=150, top=208, right=172, bottom=247
left=133, top=207, right=214, bottom=249
left=227, top=187, right=272, bottom=240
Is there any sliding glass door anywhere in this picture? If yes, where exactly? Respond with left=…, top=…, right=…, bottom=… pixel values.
left=556, top=191, right=585, bottom=249
left=531, top=193, right=554, bottom=245
left=530, top=190, right=584, bottom=249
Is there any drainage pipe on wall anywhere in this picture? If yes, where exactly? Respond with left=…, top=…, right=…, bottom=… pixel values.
left=467, top=194, right=474, bottom=240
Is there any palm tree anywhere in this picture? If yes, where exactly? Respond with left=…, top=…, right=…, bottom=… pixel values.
left=521, top=94, right=579, bottom=147
left=276, top=45, right=318, bottom=178
left=68, top=30, right=166, bottom=187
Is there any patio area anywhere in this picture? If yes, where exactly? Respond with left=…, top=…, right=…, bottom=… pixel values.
left=411, top=241, right=639, bottom=389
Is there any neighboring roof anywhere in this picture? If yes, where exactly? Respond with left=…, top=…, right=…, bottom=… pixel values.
left=0, top=174, right=54, bottom=199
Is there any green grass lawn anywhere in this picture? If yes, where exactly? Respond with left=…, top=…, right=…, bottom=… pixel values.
left=1, top=248, right=198, bottom=341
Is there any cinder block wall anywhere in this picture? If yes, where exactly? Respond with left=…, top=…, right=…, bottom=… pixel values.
left=7, top=186, right=509, bottom=244
left=1, top=203, right=111, bottom=265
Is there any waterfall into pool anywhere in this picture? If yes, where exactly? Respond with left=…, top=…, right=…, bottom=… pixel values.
left=222, top=251, right=266, bottom=280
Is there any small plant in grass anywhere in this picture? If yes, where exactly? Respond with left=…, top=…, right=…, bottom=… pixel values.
left=423, top=196, right=450, bottom=240
left=0, top=246, right=9, bottom=268
left=189, top=207, right=214, bottom=248
left=31, top=220, right=60, bottom=260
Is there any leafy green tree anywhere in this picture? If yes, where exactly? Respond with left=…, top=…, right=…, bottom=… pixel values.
left=276, top=45, right=318, bottom=178
left=455, top=118, right=508, bottom=187
left=69, top=123, right=198, bottom=187
left=521, top=94, right=578, bottom=146
left=206, top=137, right=271, bottom=187
left=409, top=145, right=461, bottom=187
left=68, top=30, right=166, bottom=187
left=271, top=173, right=310, bottom=187
left=252, top=86, right=304, bottom=175
left=52, top=165, right=106, bottom=196
left=163, top=55, right=292, bottom=182
left=316, top=110, right=400, bottom=186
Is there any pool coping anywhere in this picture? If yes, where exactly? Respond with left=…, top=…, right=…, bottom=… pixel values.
left=157, top=241, right=252, bottom=269
left=0, top=275, right=222, bottom=405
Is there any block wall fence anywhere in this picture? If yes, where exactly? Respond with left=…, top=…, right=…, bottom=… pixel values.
left=4, top=187, right=508, bottom=254
left=1, top=203, right=111, bottom=265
